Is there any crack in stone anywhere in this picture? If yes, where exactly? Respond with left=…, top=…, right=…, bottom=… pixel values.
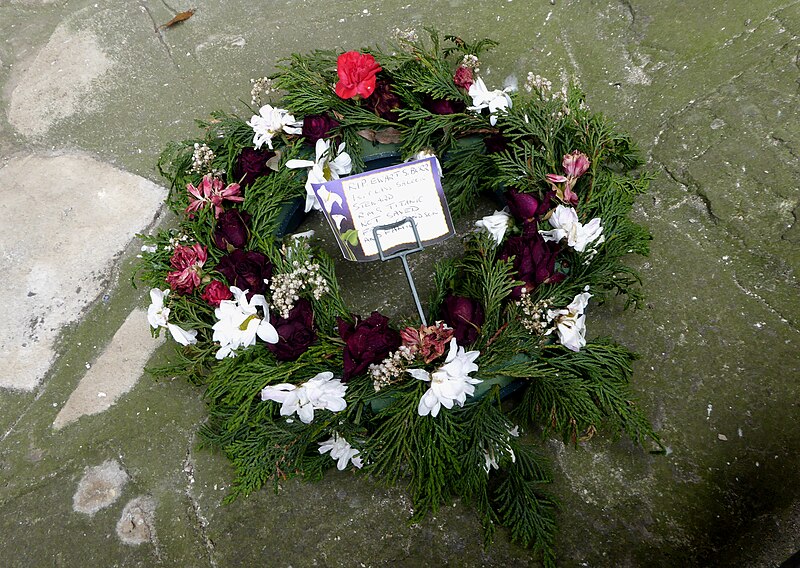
left=138, top=0, right=175, bottom=65
left=2, top=387, right=47, bottom=443
left=780, top=204, right=800, bottom=243
left=619, top=0, right=636, bottom=28
left=159, top=0, right=178, bottom=12
left=660, top=164, right=718, bottom=224
left=182, top=444, right=218, bottom=568
left=770, top=134, right=799, bottom=161
left=731, top=273, right=800, bottom=334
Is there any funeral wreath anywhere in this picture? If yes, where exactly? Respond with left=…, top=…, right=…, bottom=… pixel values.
left=136, top=29, right=661, bottom=566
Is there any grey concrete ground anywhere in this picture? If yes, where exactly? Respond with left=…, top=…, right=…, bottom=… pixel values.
left=1, top=0, right=798, bottom=566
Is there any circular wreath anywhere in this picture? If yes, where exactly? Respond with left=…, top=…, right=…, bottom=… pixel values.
left=137, top=29, right=661, bottom=565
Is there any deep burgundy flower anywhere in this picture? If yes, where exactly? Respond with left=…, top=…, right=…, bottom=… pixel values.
left=165, top=244, right=207, bottom=295
left=301, top=114, right=340, bottom=145
left=335, top=51, right=382, bottom=99
left=423, top=96, right=466, bottom=115
left=504, top=189, right=551, bottom=224
left=337, top=312, right=401, bottom=381
left=216, top=249, right=272, bottom=298
left=440, top=296, right=485, bottom=346
left=213, top=208, right=251, bottom=251
left=500, top=232, right=564, bottom=299
left=266, top=299, right=317, bottom=361
left=200, top=280, right=232, bottom=307
left=453, top=65, right=474, bottom=90
left=483, top=132, right=509, bottom=154
left=234, top=147, right=275, bottom=188
left=363, top=80, right=402, bottom=121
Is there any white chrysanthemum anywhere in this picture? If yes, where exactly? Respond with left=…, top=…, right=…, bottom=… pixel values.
left=247, top=104, right=303, bottom=150
left=212, top=286, right=278, bottom=359
left=318, top=433, right=363, bottom=470
left=467, top=77, right=513, bottom=126
left=539, top=205, right=604, bottom=253
left=261, top=371, right=347, bottom=424
left=545, top=290, right=592, bottom=352
left=286, top=139, right=352, bottom=212
left=408, top=338, right=481, bottom=417
left=475, top=208, right=512, bottom=245
left=146, top=288, right=198, bottom=346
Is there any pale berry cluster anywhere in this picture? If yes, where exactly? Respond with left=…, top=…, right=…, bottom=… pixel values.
left=524, top=72, right=552, bottom=97
left=461, top=54, right=480, bottom=72
left=190, top=143, right=215, bottom=174
left=164, top=233, right=190, bottom=252
left=250, top=76, right=275, bottom=107
left=516, top=290, right=552, bottom=335
left=270, top=259, right=329, bottom=319
left=391, top=27, right=418, bottom=44
left=370, top=346, right=415, bottom=392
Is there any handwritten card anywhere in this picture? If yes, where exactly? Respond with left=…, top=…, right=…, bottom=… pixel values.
left=312, top=157, right=455, bottom=262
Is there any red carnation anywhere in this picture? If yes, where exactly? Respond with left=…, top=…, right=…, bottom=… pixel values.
left=335, top=51, right=382, bottom=99
left=200, top=280, right=232, bottom=307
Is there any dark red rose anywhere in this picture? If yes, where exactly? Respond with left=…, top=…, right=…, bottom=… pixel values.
left=453, top=66, right=474, bottom=90
left=440, top=295, right=485, bottom=346
left=500, top=232, right=564, bottom=299
left=504, top=189, right=551, bottom=224
left=483, top=133, right=509, bottom=154
left=337, top=311, right=401, bottom=381
left=234, top=147, right=275, bottom=187
left=165, top=244, right=207, bottom=295
left=301, top=114, right=340, bottom=145
left=216, top=249, right=272, bottom=298
left=423, top=96, right=466, bottom=115
left=213, top=209, right=251, bottom=251
left=363, top=80, right=402, bottom=121
left=335, top=51, right=382, bottom=99
left=201, top=280, right=232, bottom=307
left=267, top=299, right=317, bottom=361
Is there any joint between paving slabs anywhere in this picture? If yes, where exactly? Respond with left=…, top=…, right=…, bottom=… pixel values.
left=183, top=440, right=219, bottom=568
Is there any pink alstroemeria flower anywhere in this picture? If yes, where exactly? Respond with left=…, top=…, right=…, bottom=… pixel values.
left=545, top=151, right=590, bottom=206
left=563, top=151, right=590, bottom=178
left=166, top=243, right=208, bottom=295
left=186, top=174, right=244, bottom=218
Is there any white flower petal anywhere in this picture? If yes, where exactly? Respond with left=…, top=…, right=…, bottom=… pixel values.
left=407, top=368, right=431, bottom=382
left=167, top=323, right=198, bottom=346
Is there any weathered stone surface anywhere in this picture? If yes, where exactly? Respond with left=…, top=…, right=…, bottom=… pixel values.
left=73, top=459, right=128, bottom=515
left=0, top=153, right=165, bottom=391
left=7, top=24, right=112, bottom=137
left=116, top=495, right=157, bottom=545
left=53, top=309, right=163, bottom=429
left=0, top=0, right=798, bottom=566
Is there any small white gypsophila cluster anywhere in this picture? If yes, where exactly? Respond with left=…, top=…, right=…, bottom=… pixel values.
left=516, top=289, right=553, bottom=335
left=524, top=72, right=552, bottom=97
left=164, top=233, right=190, bottom=252
left=189, top=143, right=215, bottom=174
left=270, top=259, right=329, bottom=319
left=370, top=346, right=416, bottom=392
left=250, top=76, right=275, bottom=107
left=391, top=27, right=418, bottom=44
left=461, top=54, right=480, bottom=72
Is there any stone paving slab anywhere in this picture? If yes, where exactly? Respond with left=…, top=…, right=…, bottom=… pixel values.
left=0, top=0, right=798, bottom=566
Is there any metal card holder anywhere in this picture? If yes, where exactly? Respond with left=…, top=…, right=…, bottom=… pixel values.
left=372, top=217, right=427, bottom=326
